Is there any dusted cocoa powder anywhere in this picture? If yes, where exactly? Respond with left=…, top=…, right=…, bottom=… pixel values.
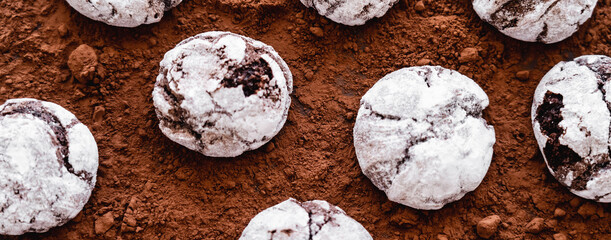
left=0, top=0, right=609, bottom=239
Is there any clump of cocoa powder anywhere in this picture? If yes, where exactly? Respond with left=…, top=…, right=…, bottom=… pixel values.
left=68, top=44, right=98, bottom=84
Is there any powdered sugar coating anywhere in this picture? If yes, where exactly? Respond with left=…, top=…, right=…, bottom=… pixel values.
left=300, top=0, right=399, bottom=26
left=152, top=31, right=293, bottom=157
left=353, top=66, right=496, bottom=210
left=532, top=55, right=611, bottom=202
left=472, top=0, right=597, bottom=43
left=0, top=98, right=98, bottom=235
left=239, top=198, right=373, bottom=240
left=65, top=0, right=182, bottom=27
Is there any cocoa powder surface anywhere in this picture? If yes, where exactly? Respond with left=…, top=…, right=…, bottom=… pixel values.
left=0, top=0, right=609, bottom=239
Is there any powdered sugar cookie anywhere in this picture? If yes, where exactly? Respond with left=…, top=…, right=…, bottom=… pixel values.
left=532, top=55, right=611, bottom=202
left=66, top=0, right=183, bottom=27
left=152, top=31, right=293, bottom=157
left=0, top=98, right=98, bottom=235
left=239, top=198, right=372, bottom=240
left=472, top=0, right=597, bottom=43
left=300, top=0, right=399, bottom=26
left=353, top=66, right=496, bottom=210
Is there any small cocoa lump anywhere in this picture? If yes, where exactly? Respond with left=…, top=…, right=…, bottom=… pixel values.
left=68, top=44, right=98, bottom=84
left=477, top=215, right=502, bottom=239
left=525, top=217, right=545, bottom=233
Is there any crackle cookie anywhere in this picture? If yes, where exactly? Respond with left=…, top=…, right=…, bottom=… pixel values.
left=66, top=0, right=183, bottom=27
left=472, top=0, right=597, bottom=43
left=152, top=31, right=293, bottom=158
left=239, top=198, right=373, bottom=240
left=0, top=98, right=98, bottom=235
left=353, top=66, right=496, bottom=210
left=301, top=0, right=399, bottom=26
left=532, top=55, right=611, bottom=202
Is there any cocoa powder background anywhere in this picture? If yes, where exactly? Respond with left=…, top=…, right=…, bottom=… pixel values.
left=0, top=0, right=610, bottom=239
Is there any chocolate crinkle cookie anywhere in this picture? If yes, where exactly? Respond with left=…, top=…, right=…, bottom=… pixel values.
left=65, top=0, right=183, bottom=27
left=353, top=66, right=496, bottom=210
left=532, top=55, right=611, bottom=202
left=472, top=0, right=597, bottom=43
left=301, top=0, right=399, bottom=26
left=0, top=98, right=98, bottom=235
left=239, top=198, right=373, bottom=240
left=152, top=31, right=293, bottom=158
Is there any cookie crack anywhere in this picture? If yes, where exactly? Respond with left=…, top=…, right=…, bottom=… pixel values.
left=0, top=101, right=92, bottom=184
left=596, top=190, right=611, bottom=201
left=160, top=81, right=264, bottom=149
left=568, top=59, right=611, bottom=192
left=490, top=0, right=536, bottom=29
left=307, top=210, right=314, bottom=240
left=364, top=94, right=486, bottom=190
left=539, top=0, right=561, bottom=21
left=536, top=22, right=549, bottom=42
left=318, top=0, right=347, bottom=16
left=535, top=91, right=590, bottom=190
left=354, top=3, right=373, bottom=19
left=297, top=201, right=342, bottom=239
left=158, top=77, right=206, bottom=149
left=415, top=66, right=435, bottom=87
left=268, top=229, right=276, bottom=240
left=362, top=102, right=402, bottom=120
left=535, top=0, right=561, bottom=43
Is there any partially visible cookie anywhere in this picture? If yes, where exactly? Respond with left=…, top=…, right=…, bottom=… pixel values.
left=353, top=66, right=496, bottom=210
left=472, top=0, right=597, bottom=43
left=0, top=98, right=98, bottom=235
left=65, top=0, right=183, bottom=27
left=239, top=198, right=373, bottom=240
left=532, top=55, right=611, bottom=202
left=301, top=0, right=399, bottom=26
left=152, top=31, right=293, bottom=157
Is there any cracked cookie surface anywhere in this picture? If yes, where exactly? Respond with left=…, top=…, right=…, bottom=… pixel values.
left=239, top=198, right=372, bottom=240
left=152, top=31, right=293, bottom=157
left=353, top=66, right=496, bottom=210
left=65, top=0, right=183, bottom=27
left=300, top=0, right=399, bottom=26
left=532, top=55, right=611, bottom=202
left=472, top=0, right=597, bottom=43
left=0, top=98, right=98, bottom=235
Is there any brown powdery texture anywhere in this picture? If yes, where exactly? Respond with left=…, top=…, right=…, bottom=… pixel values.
left=0, top=0, right=609, bottom=239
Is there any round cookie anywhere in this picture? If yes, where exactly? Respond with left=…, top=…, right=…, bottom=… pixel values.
left=152, top=31, right=293, bottom=158
left=472, top=0, right=597, bottom=43
left=532, top=55, right=611, bottom=202
left=65, top=0, right=183, bottom=27
left=353, top=66, right=496, bottom=210
left=301, top=0, right=399, bottom=26
left=0, top=98, right=98, bottom=235
left=239, top=198, right=373, bottom=240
